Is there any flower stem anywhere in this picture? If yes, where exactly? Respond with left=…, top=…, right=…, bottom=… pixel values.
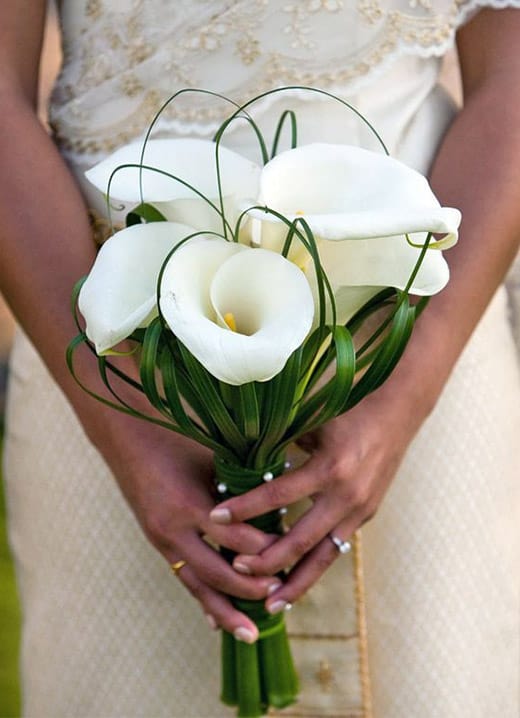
left=214, top=458, right=299, bottom=717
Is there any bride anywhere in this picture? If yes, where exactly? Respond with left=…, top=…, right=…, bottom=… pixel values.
left=1, top=2, right=519, bottom=716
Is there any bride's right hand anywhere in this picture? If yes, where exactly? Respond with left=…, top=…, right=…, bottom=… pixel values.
left=0, top=3, right=279, bottom=643
left=100, top=421, right=280, bottom=644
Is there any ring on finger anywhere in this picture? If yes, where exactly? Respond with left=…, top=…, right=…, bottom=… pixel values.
left=170, top=559, right=188, bottom=576
left=329, top=534, right=352, bottom=555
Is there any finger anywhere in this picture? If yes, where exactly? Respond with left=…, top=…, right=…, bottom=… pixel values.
left=209, top=456, right=325, bottom=525
left=232, top=494, right=345, bottom=576
left=264, top=523, right=358, bottom=614
left=202, top=519, right=279, bottom=556
left=171, top=562, right=259, bottom=644
left=178, top=532, right=283, bottom=600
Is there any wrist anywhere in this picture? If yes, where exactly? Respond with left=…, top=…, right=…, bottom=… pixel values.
left=367, top=320, right=453, bottom=433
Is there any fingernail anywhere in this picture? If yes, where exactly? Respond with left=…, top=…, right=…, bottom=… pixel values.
left=234, top=627, right=257, bottom=644
left=233, top=561, right=252, bottom=575
left=209, top=507, right=231, bottom=524
left=267, top=600, right=292, bottom=615
left=205, top=614, right=218, bottom=630
left=267, top=581, right=282, bottom=595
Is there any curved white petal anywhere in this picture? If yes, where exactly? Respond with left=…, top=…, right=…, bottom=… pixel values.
left=249, top=143, right=460, bottom=249
left=79, top=222, right=196, bottom=353
left=319, top=234, right=450, bottom=294
left=159, top=237, right=246, bottom=319
left=160, top=242, right=314, bottom=385
left=307, top=232, right=450, bottom=326
left=85, top=138, right=261, bottom=231
left=278, top=209, right=460, bottom=249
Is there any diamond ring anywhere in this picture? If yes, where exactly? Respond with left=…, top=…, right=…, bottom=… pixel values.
left=329, top=534, right=352, bottom=555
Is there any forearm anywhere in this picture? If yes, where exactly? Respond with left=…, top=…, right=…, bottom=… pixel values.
left=0, top=96, right=283, bottom=634
left=427, top=73, right=520, bottom=356
left=0, top=93, right=95, bottom=359
left=0, top=2, right=106, bottom=435
left=0, top=93, right=175, bottom=471
left=377, top=58, right=520, bottom=423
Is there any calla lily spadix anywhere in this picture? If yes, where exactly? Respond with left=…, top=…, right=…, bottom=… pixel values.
left=85, top=138, right=261, bottom=233
left=79, top=221, right=199, bottom=354
left=243, top=142, right=461, bottom=325
left=159, top=239, right=315, bottom=385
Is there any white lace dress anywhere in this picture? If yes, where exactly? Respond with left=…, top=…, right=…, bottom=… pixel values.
left=4, top=2, right=520, bottom=717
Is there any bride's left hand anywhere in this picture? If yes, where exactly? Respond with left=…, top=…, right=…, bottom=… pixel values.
left=209, top=385, right=423, bottom=613
left=208, top=6, right=520, bottom=614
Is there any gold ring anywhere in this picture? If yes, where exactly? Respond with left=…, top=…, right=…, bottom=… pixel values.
left=170, top=559, right=187, bottom=576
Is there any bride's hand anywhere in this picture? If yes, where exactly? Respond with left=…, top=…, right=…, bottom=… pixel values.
left=108, top=428, right=281, bottom=643
left=208, top=386, right=422, bottom=613
left=206, top=8, right=520, bottom=614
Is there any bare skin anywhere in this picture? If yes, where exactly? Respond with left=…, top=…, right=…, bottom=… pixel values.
left=1, top=4, right=519, bottom=637
left=0, top=0, right=277, bottom=645
left=211, top=9, right=520, bottom=614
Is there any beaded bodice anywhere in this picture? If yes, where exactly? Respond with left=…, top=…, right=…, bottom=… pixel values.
left=50, top=0, right=495, bottom=159
left=51, top=0, right=520, bottom=346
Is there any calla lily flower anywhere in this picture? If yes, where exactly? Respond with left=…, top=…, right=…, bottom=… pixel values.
left=79, top=221, right=198, bottom=353
left=244, top=143, right=461, bottom=324
left=159, top=239, right=314, bottom=385
left=85, top=138, right=261, bottom=233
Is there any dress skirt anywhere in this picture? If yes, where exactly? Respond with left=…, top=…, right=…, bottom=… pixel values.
left=4, top=5, right=520, bottom=710
left=4, top=281, right=519, bottom=718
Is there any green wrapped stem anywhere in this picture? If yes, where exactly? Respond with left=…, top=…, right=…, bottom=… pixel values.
left=215, top=458, right=299, bottom=717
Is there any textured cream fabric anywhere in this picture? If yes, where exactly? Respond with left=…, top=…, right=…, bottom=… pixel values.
left=4, top=2, right=520, bottom=717
left=363, top=287, right=520, bottom=717
left=50, top=0, right=520, bottom=162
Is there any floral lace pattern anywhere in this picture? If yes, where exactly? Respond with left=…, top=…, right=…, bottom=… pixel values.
left=50, top=0, right=520, bottom=159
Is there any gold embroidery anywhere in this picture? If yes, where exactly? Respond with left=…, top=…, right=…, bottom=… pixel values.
left=287, top=632, right=357, bottom=640
left=316, top=659, right=335, bottom=692
left=128, top=41, right=154, bottom=65
left=51, top=90, right=162, bottom=155
left=51, top=1, right=476, bottom=157
left=88, top=209, right=124, bottom=245
left=358, top=0, right=384, bottom=23
left=85, top=0, right=102, bottom=20
left=236, top=34, right=261, bottom=65
left=121, top=74, right=144, bottom=98
left=353, top=531, right=373, bottom=718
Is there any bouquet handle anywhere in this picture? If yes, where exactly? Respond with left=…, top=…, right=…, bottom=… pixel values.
left=214, top=458, right=299, bottom=717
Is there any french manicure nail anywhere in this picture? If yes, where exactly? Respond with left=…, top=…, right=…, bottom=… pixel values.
left=233, top=561, right=252, bottom=575
left=234, top=627, right=257, bottom=644
left=267, top=581, right=282, bottom=595
left=267, top=600, right=292, bottom=615
left=209, top=507, right=231, bottom=524
left=205, top=614, right=218, bottom=630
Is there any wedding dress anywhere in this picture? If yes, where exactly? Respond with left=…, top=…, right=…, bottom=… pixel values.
left=4, top=2, right=520, bottom=717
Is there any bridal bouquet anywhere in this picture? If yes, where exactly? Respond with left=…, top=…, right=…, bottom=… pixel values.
left=68, top=88, right=460, bottom=717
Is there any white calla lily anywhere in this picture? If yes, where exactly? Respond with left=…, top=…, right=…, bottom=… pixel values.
left=250, top=143, right=460, bottom=248
left=244, top=143, right=461, bottom=324
left=85, top=138, right=261, bottom=232
left=79, top=221, right=197, bottom=353
left=159, top=239, right=314, bottom=385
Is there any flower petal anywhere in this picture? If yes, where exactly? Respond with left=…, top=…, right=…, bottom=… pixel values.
left=160, top=237, right=247, bottom=319
left=85, top=138, right=261, bottom=231
left=320, top=234, right=450, bottom=294
left=79, top=222, right=196, bottom=353
left=308, top=232, right=450, bottom=325
left=160, top=241, right=314, bottom=385
left=248, top=143, right=460, bottom=249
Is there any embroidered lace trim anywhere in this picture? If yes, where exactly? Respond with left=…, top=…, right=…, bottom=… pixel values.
left=49, top=0, right=520, bottom=160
